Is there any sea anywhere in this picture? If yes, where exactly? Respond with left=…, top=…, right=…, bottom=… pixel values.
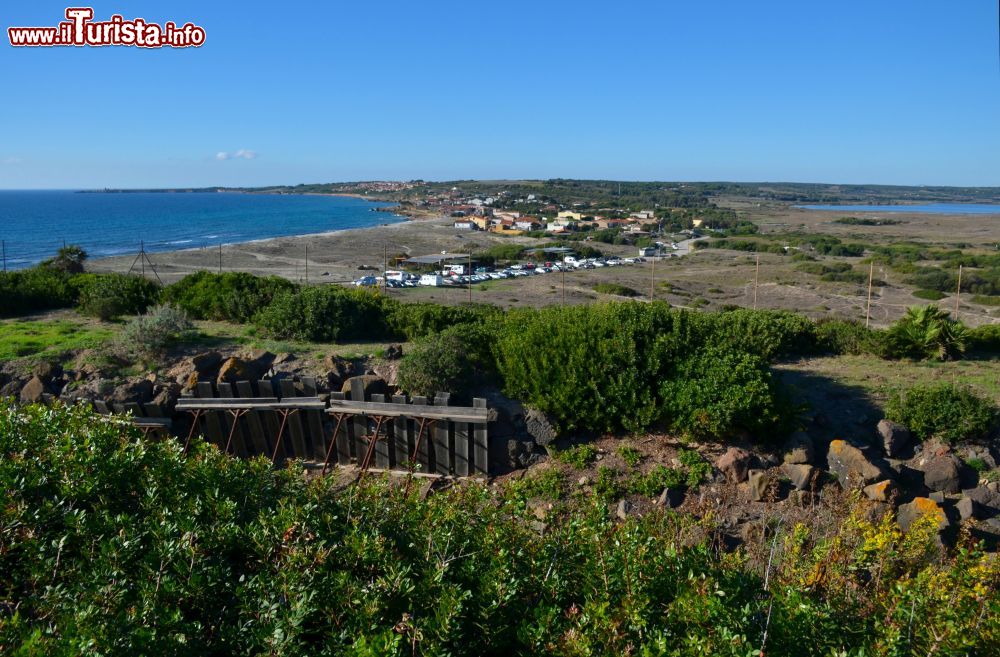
left=797, top=203, right=1000, bottom=215
left=0, top=191, right=403, bottom=270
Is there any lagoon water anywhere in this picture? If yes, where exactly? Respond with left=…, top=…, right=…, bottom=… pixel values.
left=798, top=203, right=1000, bottom=215
left=0, top=191, right=401, bottom=270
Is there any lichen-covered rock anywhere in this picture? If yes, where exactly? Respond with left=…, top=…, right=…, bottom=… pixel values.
left=191, top=351, right=223, bottom=374
left=782, top=431, right=814, bottom=465
left=897, top=497, right=950, bottom=532
left=862, top=479, right=897, bottom=503
left=827, top=440, right=885, bottom=489
left=715, top=447, right=755, bottom=484
left=877, top=419, right=911, bottom=457
left=921, top=454, right=961, bottom=494
left=217, top=357, right=256, bottom=385
left=341, top=375, right=389, bottom=400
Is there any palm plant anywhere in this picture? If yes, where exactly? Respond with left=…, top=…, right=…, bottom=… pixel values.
left=887, top=305, right=967, bottom=361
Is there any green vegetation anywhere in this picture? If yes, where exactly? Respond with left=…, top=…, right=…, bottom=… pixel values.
left=617, top=445, right=642, bottom=467
left=396, top=326, right=489, bottom=400
left=162, top=271, right=296, bottom=322
left=0, top=318, right=114, bottom=361
left=554, top=443, right=599, bottom=469
left=833, top=216, right=902, bottom=226
left=972, top=294, right=1000, bottom=306
left=885, top=382, right=998, bottom=444
left=913, top=289, right=948, bottom=301
left=885, top=305, right=967, bottom=361
left=110, top=304, right=194, bottom=363
left=254, top=285, right=389, bottom=343
left=592, top=282, right=640, bottom=297
left=75, top=272, right=162, bottom=320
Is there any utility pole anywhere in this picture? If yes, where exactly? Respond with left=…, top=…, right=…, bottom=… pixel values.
left=561, top=266, right=566, bottom=306
left=1, top=240, right=6, bottom=273
left=140, top=240, right=145, bottom=277
left=305, top=244, right=309, bottom=284
left=468, top=252, right=473, bottom=305
left=954, top=264, right=963, bottom=315
left=752, top=254, right=760, bottom=309
left=383, top=244, right=388, bottom=295
left=865, top=262, right=874, bottom=328
left=218, top=244, right=223, bottom=274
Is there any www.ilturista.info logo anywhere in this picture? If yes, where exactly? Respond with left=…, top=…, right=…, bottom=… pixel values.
left=8, top=8, right=206, bottom=48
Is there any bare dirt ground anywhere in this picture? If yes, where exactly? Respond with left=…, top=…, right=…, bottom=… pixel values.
left=89, top=201, right=1000, bottom=327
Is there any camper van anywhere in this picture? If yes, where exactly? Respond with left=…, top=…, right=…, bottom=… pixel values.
left=419, top=274, right=444, bottom=287
left=563, top=256, right=579, bottom=266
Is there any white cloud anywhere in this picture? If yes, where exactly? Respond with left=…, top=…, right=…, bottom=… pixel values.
left=216, top=150, right=257, bottom=161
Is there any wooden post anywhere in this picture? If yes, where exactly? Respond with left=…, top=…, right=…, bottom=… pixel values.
left=753, top=254, right=760, bottom=309
left=468, top=252, right=473, bottom=305
left=954, top=264, right=963, bottom=316
left=2, top=240, right=6, bottom=273
left=218, top=244, right=222, bottom=274
left=304, top=244, right=308, bottom=284
left=383, top=244, right=388, bottom=295
left=561, top=266, right=566, bottom=306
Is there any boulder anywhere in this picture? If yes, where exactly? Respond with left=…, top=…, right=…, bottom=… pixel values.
left=877, top=419, right=911, bottom=457
left=781, top=463, right=819, bottom=491
left=827, top=440, right=885, bottom=489
left=897, top=497, right=950, bottom=533
left=341, top=375, right=389, bottom=400
left=656, top=487, right=684, bottom=508
left=921, top=455, right=961, bottom=494
left=217, top=357, right=258, bottom=385
left=19, top=376, right=48, bottom=403
left=248, top=349, right=276, bottom=369
left=963, top=486, right=1000, bottom=518
left=956, top=497, right=976, bottom=521
left=524, top=407, right=558, bottom=447
left=32, top=361, right=62, bottom=381
left=485, top=390, right=527, bottom=440
left=862, top=479, right=897, bottom=503
left=716, top=447, right=756, bottom=484
left=324, top=356, right=357, bottom=389
left=109, top=379, right=155, bottom=404
left=616, top=499, right=635, bottom=520
left=782, top=431, right=814, bottom=465
left=384, top=344, right=404, bottom=360
left=505, top=438, right=543, bottom=469
left=749, top=469, right=776, bottom=502
left=191, top=351, right=223, bottom=374
left=151, top=384, right=181, bottom=413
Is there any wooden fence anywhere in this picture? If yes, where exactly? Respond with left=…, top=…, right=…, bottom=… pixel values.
left=163, top=376, right=490, bottom=477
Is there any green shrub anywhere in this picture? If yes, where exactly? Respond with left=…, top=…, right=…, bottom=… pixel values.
left=163, top=271, right=298, bottom=322
left=972, top=294, right=1000, bottom=306
left=885, top=382, right=997, bottom=444
left=112, top=304, right=194, bottom=362
left=555, top=444, right=599, bottom=469
left=396, top=326, right=487, bottom=399
left=75, top=273, right=162, bottom=320
left=678, top=448, right=712, bottom=488
left=913, top=289, right=948, bottom=301
left=661, top=346, right=794, bottom=440
left=617, top=445, right=642, bottom=467
left=592, top=282, right=640, bottom=297
left=386, top=302, right=499, bottom=341
left=968, top=324, right=1000, bottom=353
left=0, top=267, right=77, bottom=317
left=701, top=308, right=818, bottom=360
left=627, top=464, right=686, bottom=496
left=593, top=465, right=624, bottom=503
left=253, top=285, right=389, bottom=342
left=814, top=318, right=886, bottom=356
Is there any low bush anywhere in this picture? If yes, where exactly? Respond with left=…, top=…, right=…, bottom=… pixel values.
left=968, top=324, right=1000, bottom=353
left=163, top=271, right=297, bottom=322
left=111, top=304, right=194, bottom=362
left=0, top=267, right=78, bottom=317
left=913, top=289, right=948, bottom=301
left=699, top=308, right=818, bottom=360
left=253, top=285, right=389, bottom=343
left=885, top=382, right=997, bottom=444
left=885, top=305, right=968, bottom=361
left=554, top=443, right=599, bottom=469
left=814, top=318, right=886, bottom=356
left=75, top=273, right=162, bottom=320
left=386, top=302, right=499, bottom=341
left=592, top=282, right=640, bottom=297
left=396, top=325, right=490, bottom=399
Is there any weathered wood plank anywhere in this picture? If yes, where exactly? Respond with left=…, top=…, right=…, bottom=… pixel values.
left=369, top=394, right=391, bottom=469
left=256, top=380, right=284, bottom=461
left=93, top=400, right=110, bottom=415
left=235, top=381, right=271, bottom=456
left=175, top=398, right=325, bottom=410
left=454, top=421, right=470, bottom=477
left=195, top=382, right=225, bottom=447
left=350, top=378, right=369, bottom=466
left=330, top=391, right=352, bottom=465
left=123, top=402, right=143, bottom=417
left=432, top=393, right=451, bottom=475
left=279, top=380, right=308, bottom=460
left=473, top=398, right=489, bottom=476
left=325, top=400, right=487, bottom=423
left=391, top=395, right=410, bottom=467
left=411, top=396, right=430, bottom=472
left=300, top=376, right=326, bottom=460
left=143, top=403, right=164, bottom=418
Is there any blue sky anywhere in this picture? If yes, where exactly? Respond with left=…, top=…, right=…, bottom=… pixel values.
left=0, top=0, right=998, bottom=188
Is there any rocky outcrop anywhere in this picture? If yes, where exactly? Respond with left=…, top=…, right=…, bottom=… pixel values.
left=749, top=469, right=779, bottom=502
left=109, top=379, right=155, bottom=404
left=324, top=355, right=357, bottom=390
left=217, top=358, right=256, bottom=385
left=781, top=463, right=819, bottom=491
left=341, top=375, right=389, bottom=399
left=827, top=440, right=886, bottom=489
left=716, top=447, right=756, bottom=484
left=20, top=376, right=49, bottom=403
left=877, top=419, right=911, bottom=458
left=862, top=479, right=897, bottom=503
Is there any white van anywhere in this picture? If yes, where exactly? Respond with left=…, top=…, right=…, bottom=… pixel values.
left=419, top=274, right=444, bottom=287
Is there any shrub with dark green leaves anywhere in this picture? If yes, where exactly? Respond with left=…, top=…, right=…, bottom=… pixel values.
left=885, top=305, right=968, bottom=361
left=885, top=382, right=997, bottom=444
left=163, top=271, right=298, bottom=322
left=396, top=326, right=488, bottom=399
left=75, top=273, right=162, bottom=320
left=0, top=267, right=77, bottom=317
left=699, top=308, right=819, bottom=360
left=661, top=346, right=794, bottom=440
left=969, top=324, right=1000, bottom=354
left=386, top=302, right=499, bottom=341
left=814, top=318, right=886, bottom=356
left=253, top=285, right=390, bottom=342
